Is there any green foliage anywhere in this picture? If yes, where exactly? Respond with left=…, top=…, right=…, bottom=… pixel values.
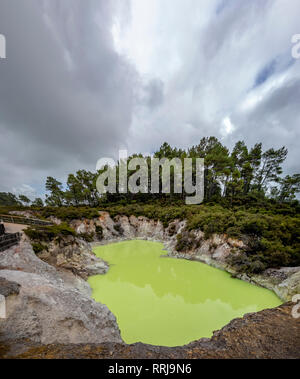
left=45, top=177, right=64, bottom=207
left=106, top=201, right=299, bottom=270
left=95, top=225, right=103, bottom=240
left=41, top=137, right=300, bottom=206
left=108, top=203, right=188, bottom=227
left=15, top=198, right=299, bottom=271
left=39, top=206, right=100, bottom=221
left=270, top=174, right=300, bottom=203
left=4, top=136, right=300, bottom=273
left=31, top=198, right=44, bottom=207
left=78, top=232, right=95, bottom=242
left=187, top=207, right=235, bottom=237
left=31, top=242, right=47, bottom=254
left=228, top=252, right=267, bottom=275
left=24, top=223, right=76, bottom=242
left=175, top=231, right=201, bottom=252
left=18, top=195, right=31, bottom=205
left=254, top=146, right=288, bottom=192
left=0, top=192, right=21, bottom=206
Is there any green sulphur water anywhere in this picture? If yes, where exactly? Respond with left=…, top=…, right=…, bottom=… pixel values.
left=88, top=240, right=282, bottom=347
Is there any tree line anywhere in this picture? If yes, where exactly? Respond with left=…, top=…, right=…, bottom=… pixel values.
left=1, top=137, right=299, bottom=208
left=0, top=192, right=44, bottom=207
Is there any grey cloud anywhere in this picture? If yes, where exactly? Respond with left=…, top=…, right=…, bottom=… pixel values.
left=0, top=0, right=299, bottom=195
left=129, top=0, right=300, bottom=181
left=141, top=78, right=164, bottom=109
left=230, top=77, right=300, bottom=174
left=203, top=0, right=271, bottom=61
left=0, top=0, right=136, bottom=192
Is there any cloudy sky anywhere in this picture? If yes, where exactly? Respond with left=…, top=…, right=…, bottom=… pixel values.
left=0, top=0, right=299, bottom=199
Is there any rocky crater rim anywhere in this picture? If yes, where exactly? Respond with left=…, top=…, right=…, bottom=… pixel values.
left=0, top=210, right=299, bottom=350
left=67, top=211, right=300, bottom=303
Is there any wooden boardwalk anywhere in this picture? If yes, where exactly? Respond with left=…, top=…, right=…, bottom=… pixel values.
left=0, top=232, right=21, bottom=252
left=0, top=214, right=53, bottom=227
left=0, top=214, right=52, bottom=252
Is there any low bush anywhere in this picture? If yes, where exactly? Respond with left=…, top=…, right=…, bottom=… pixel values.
left=78, top=232, right=95, bottom=242
left=8, top=199, right=298, bottom=271
left=24, top=223, right=76, bottom=242
left=175, top=231, right=201, bottom=252
left=31, top=242, right=47, bottom=254
left=95, top=225, right=103, bottom=240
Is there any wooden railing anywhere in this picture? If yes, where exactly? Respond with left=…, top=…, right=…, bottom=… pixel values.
left=0, top=232, right=21, bottom=252
left=0, top=214, right=53, bottom=226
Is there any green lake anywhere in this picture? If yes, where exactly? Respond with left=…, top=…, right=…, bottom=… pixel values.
left=88, top=240, right=282, bottom=347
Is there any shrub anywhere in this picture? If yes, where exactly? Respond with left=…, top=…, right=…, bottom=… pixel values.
left=78, top=233, right=95, bottom=242
left=95, top=225, right=103, bottom=240
left=31, top=242, right=47, bottom=254
left=24, top=223, right=76, bottom=242
left=227, top=252, right=267, bottom=274
left=175, top=231, right=200, bottom=252
left=18, top=200, right=300, bottom=271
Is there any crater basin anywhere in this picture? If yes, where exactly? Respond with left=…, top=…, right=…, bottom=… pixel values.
left=88, top=240, right=282, bottom=347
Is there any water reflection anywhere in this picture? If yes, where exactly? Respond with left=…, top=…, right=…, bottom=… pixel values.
left=88, top=240, right=282, bottom=346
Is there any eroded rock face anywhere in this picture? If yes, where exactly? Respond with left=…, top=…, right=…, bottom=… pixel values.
left=0, top=270, right=121, bottom=345
left=0, top=212, right=299, bottom=357
left=37, top=236, right=108, bottom=280
left=70, top=219, right=98, bottom=236
left=0, top=237, right=62, bottom=284
left=68, top=212, right=300, bottom=302
left=0, top=237, right=121, bottom=345
left=96, top=212, right=167, bottom=242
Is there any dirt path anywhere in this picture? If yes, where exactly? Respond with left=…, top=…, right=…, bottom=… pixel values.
left=2, top=223, right=28, bottom=234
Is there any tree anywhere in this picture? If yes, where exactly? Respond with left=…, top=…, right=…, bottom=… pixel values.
left=189, top=137, right=231, bottom=201
left=154, top=142, right=184, bottom=160
left=31, top=198, right=44, bottom=207
left=230, top=141, right=262, bottom=195
left=226, top=168, right=244, bottom=206
left=271, top=174, right=300, bottom=203
left=39, top=138, right=299, bottom=207
left=254, top=147, right=288, bottom=192
left=18, top=195, right=31, bottom=206
left=245, top=143, right=262, bottom=194
left=0, top=192, right=21, bottom=206
left=62, top=170, right=101, bottom=207
left=65, top=174, right=84, bottom=206
left=45, top=177, right=64, bottom=206
left=76, top=170, right=100, bottom=207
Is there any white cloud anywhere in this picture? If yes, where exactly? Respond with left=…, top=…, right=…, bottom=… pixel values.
left=12, top=184, right=37, bottom=201
left=0, top=0, right=300, bottom=195
left=221, top=117, right=235, bottom=136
